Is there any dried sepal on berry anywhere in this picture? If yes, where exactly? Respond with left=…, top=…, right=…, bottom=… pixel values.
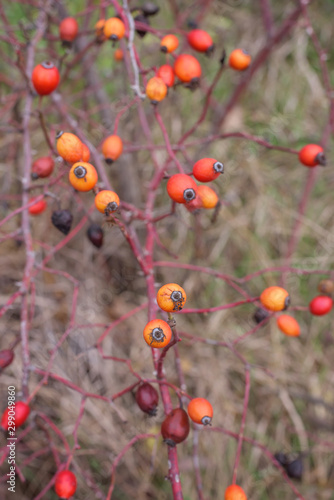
left=157, top=283, right=186, bottom=312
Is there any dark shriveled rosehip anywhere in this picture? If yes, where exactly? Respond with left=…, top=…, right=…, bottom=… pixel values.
left=141, top=2, right=160, bottom=16
left=87, top=223, right=104, bottom=248
left=161, top=408, right=190, bottom=447
left=0, top=350, right=14, bottom=372
left=136, top=383, right=159, bottom=416
left=134, top=14, right=150, bottom=38
left=51, top=210, right=73, bottom=235
left=253, top=307, right=270, bottom=324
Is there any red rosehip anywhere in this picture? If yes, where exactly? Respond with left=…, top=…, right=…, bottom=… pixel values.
left=187, top=29, right=214, bottom=54
left=309, top=295, right=333, bottom=316
left=1, top=401, right=30, bottom=430
left=166, top=173, right=198, bottom=204
left=31, top=61, right=60, bottom=96
left=28, top=198, right=47, bottom=215
left=54, top=470, right=77, bottom=499
left=157, top=64, right=175, bottom=87
left=192, top=157, right=224, bottom=182
left=136, top=383, right=159, bottom=416
left=0, top=350, right=14, bottom=372
left=59, top=17, right=79, bottom=44
left=298, top=144, right=326, bottom=167
left=31, top=156, right=54, bottom=180
left=87, top=223, right=104, bottom=248
left=161, top=408, right=190, bottom=446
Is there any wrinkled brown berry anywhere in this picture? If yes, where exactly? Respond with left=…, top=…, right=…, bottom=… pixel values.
left=51, top=210, right=73, bottom=235
left=87, top=223, right=104, bottom=248
left=141, top=2, right=160, bottom=16
left=253, top=307, right=270, bottom=324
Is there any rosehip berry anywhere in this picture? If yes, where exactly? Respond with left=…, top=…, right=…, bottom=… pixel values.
left=196, top=185, right=219, bottom=209
left=141, top=2, right=160, bottom=16
left=228, top=49, right=251, bottom=71
left=225, top=484, right=247, bottom=500
left=1, top=401, right=30, bottom=431
left=28, top=198, right=47, bottom=215
left=31, top=61, right=60, bottom=96
left=276, top=315, right=300, bottom=337
left=103, top=17, right=125, bottom=41
left=69, top=162, right=98, bottom=192
left=146, top=76, right=168, bottom=104
left=166, top=173, right=198, bottom=204
left=0, top=350, right=14, bottom=372
left=87, top=223, right=104, bottom=248
left=95, top=190, right=120, bottom=215
left=157, top=64, right=175, bottom=87
left=193, top=157, right=224, bottom=182
left=260, top=286, right=290, bottom=312
left=161, top=408, right=190, bottom=447
left=298, top=144, right=326, bottom=167
left=136, top=383, right=159, bottom=416
left=51, top=210, right=73, bottom=235
left=56, top=131, right=84, bottom=164
left=285, top=457, right=303, bottom=480
left=31, top=156, right=54, bottom=180
left=309, top=295, right=333, bottom=316
left=174, top=54, right=202, bottom=85
left=101, top=135, right=123, bottom=164
left=160, top=34, right=179, bottom=53
left=54, top=470, right=77, bottom=499
left=134, top=14, right=150, bottom=38
left=187, top=397, right=213, bottom=425
left=253, top=307, right=270, bottom=324
left=187, top=29, right=214, bottom=55
left=114, top=48, right=124, bottom=61
left=95, top=19, right=106, bottom=42
left=59, top=17, right=79, bottom=45
left=157, top=283, right=187, bottom=312
left=81, top=143, right=90, bottom=162
left=317, top=279, right=334, bottom=295
left=143, top=319, right=172, bottom=348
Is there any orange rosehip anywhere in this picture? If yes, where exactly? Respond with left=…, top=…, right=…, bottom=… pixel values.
left=31, top=156, right=54, bottom=179
left=298, top=144, right=326, bottom=167
left=56, top=131, right=84, bottom=164
left=95, top=190, right=120, bottom=215
left=54, top=470, right=77, bottom=499
left=228, top=49, right=251, bottom=71
left=174, top=54, right=201, bottom=84
left=59, top=17, right=79, bottom=43
left=225, top=484, right=247, bottom=500
left=166, top=173, right=198, bottom=204
left=69, top=162, right=98, bottom=192
left=193, top=157, right=224, bottom=182
left=31, top=61, right=60, bottom=96
left=146, top=76, right=168, bottom=104
left=157, top=64, right=175, bottom=87
left=103, top=17, right=125, bottom=41
left=160, top=34, right=179, bottom=53
left=28, top=198, right=47, bottom=215
left=276, top=315, right=300, bottom=337
left=260, top=286, right=290, bottom=312
left=101, top=135, right=123, bottom=164
left=81, top=143, right=90, bottom=162
left=197, top=185, right=219, bottom=209
left=187, top=29, right=214, bottom=54
left=157, top=283, right=186, bottom=312
left=188, top=397, right=213, bottom=425
left=114, top=48, right=124, bottom=61
left=143, top=319, right=172, bottom=348
left=95, top=19, right=106, bottom=41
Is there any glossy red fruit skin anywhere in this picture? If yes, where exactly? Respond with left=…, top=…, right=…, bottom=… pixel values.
left=161, top=408, right=190, bottom=446
left=167, top=174, right=198, bottom=204
left=31, top=62, right=60, bottom=96
left=192, top=157, right=224, bottom=182
left=298, top=144, right=326, bottom=167
left=31, top=156, right=54, bottom=179
left=28, top=198, right=47, bottom=215
left=54, top=470, right=77, bottom=499
left=136, top=383, right=159, bottom=416
left=1, top=401, right=30, bottom=430
left=309, top=295, right=333, bottom=316
left=187, top=29, right=214, bottom=53
left=173, top=54, right=201, bottom=83
left=0, top=350, right=14, bottom=372
left=59, top=17, right=79, bottom=43
left=157, top=64, right=175, bottom=87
